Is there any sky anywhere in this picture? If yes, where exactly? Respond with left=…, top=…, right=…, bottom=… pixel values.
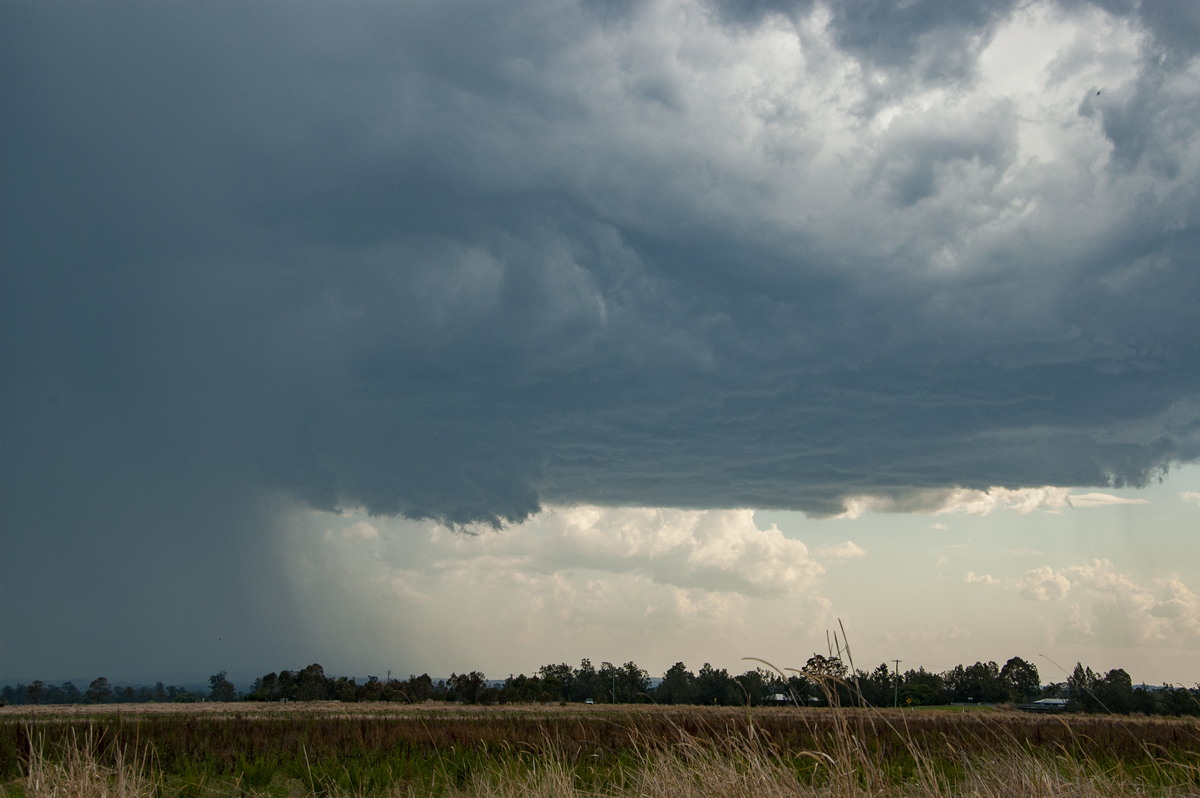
left=2, top=0, right=1199, bottom=688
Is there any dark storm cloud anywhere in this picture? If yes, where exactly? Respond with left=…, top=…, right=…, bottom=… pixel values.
left=3, top=0, right=1199, bottom=675
left=711, top=0, right=1020, bottom=85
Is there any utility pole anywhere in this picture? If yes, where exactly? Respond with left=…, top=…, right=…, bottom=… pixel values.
left=893, top=660, right=901, bottom=708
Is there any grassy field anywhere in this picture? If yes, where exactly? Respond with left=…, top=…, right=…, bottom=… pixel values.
left=2, top=701, right=1199, bottom=796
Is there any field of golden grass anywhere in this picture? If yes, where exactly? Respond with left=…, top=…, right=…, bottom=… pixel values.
left=3, top=702, right=1199, bottom=796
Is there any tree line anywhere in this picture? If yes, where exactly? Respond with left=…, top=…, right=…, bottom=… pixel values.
left=0, top=675, right=217, bottom=706
left=4, top=658, right=1197, bottom=715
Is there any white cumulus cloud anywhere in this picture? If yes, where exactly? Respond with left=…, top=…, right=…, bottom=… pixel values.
left=837, top=487, right=1150, bottom=518
left=817, top=541, right=868, bottom=560
left=1019, top=565, right=1072, bottom=601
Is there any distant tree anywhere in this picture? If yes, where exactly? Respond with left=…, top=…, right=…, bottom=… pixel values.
left=403, top=673, right=437, bottom=702
left=731, top=668, right=775, bottom=706
left=855, top=664, right=894, bottom=707
left=246, top=672, right=279, bottom=702
left=694, top=663, right=738, bottom=705
left=655, top=662, right=695, bottom=705
left=944, top=661, right=1005, bottom=704
left=1132, top=685, right=1159, bottom=714
left=804, top=654, right=849, bottom=705
left=572, top=659, right=599, bottom=702
left=208, top=671, right=237, bottom=702
left=331, top=676, right=357, bottom=702
left=1094, top=668, right=1134, bottom=714
left=595, top=663, right=614, bottom=703
left=1067, top=663, right=1100, bottom=712
left=359, top=676, right=384, bottom=702
left=296, top=664, right=328, bottom=701
left=276, top=670, right=297, bottom=700
left=85, top=677, right=113, bottom=704
left=784, top=674, right=816, bottom=705
left=804, top=654, right=847, bottom=679
left=618, top=661, right=651, bottom=702
left=898, top=668, right=946, bottom=707
left=1157, top=685, right=1200, bottom=716
left=447, top=671, right=486, bottom=704
left=537, top=663, right=574, bottom=703
left=61, top=682, right=82, bottom=704
left=501, top=673, right=541, bottom=703
left=379, top=679, right=404, bottom=702
left=1000, top=657, right=1041, bottom=702
left=1063, top=664, right=1138, bottom=713
left=593, top=661, right=650, bottom=704
left=27, top=680, right=46, bottom=705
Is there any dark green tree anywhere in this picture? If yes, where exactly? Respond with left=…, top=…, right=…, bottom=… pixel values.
left=402, top=673, right=437, bottom=702
left=208, top=671, right=237, bottom=702
left=898, top=668, right=946, bottom=706
left=618, top=661, right=651, bottom=702
left=247, top=672, right=279, bottom=701
left=85, top=677, right=113, bottom=704
left=26, top=680, right=46, bottom=705
left=694, top=663, right=738, bottom=705
left=1067, top=663, right=1100, bottom=712
left=1157, top=685, right=1200, bottom=716
left=804, top=654, right=850, bottom=705
left=276, top=670, right=298, bottom=700
left=784, top=674, right=816, bottom=705
left=593, top=661, right=649, bottom=703
left=296, top=664, right=328, bottom=701
left=944, top=661, right=1005, bottom=703
left=331, top=676, right=358, bottom=702
left=358, top=676, right=384, bottom=702
left=447, top=671, right=486, bottom=704
left=1094, top=668, right=1134, bottom=714
left=537, top=663, right=574, bottom=702
left=1000, top=657, right=1041, bottom=702
left=731, top=668, right=776, bottom=706
left=501, top=673, right=543, bottom=703
left=855, top=664, right=894, bottom=707
left=572, top=659, right=599, bottom=702
left=655, top=662, right=695, bottom=705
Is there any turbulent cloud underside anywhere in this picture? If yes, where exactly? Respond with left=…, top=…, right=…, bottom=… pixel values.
left=4, top=0, right=1200, bottom=533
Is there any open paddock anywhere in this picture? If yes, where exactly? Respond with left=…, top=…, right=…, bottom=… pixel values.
left=3, top=702, right=1199, bottom=796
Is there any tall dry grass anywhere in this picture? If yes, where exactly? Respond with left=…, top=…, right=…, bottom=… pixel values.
left=6, top=714, right=1200, bottom=798
left=14, top=728, right=159, bottom=798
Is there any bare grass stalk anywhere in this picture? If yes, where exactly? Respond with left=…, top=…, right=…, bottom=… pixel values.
left=12, top=726, right=158, bottom=798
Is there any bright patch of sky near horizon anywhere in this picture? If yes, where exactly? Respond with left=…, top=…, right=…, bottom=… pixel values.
left=3, top=0, right=1200, bottom=687
left=294, top=465, right=1200, bottom=686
